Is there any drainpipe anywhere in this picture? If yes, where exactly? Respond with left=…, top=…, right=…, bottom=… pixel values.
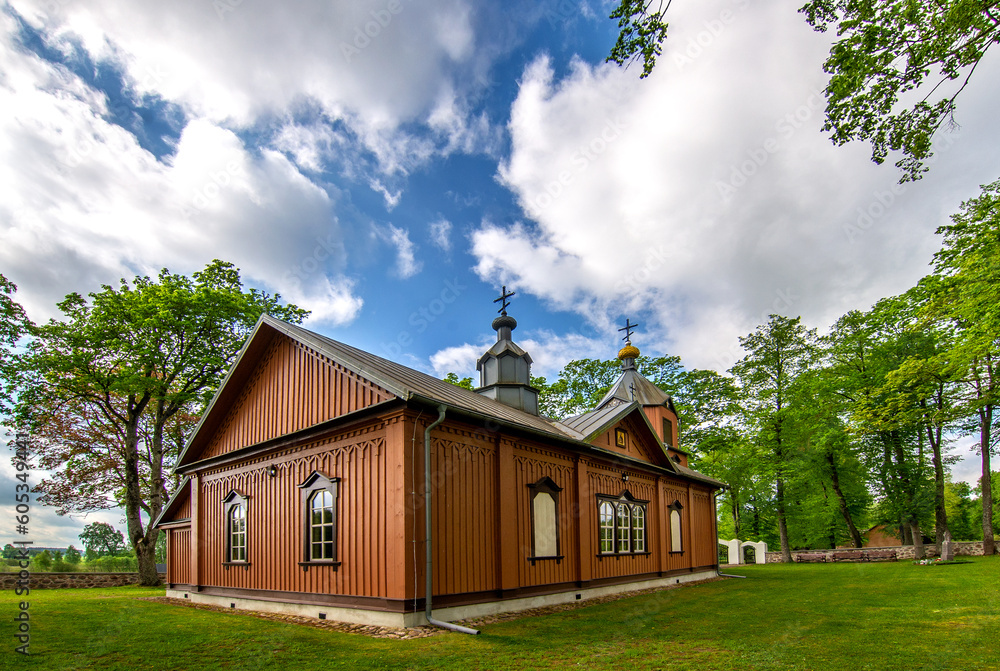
left=424, top=405, right=480, bottom=635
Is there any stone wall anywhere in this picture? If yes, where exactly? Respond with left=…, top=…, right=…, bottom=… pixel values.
left=0, top=572, right=166, bottom=589
left=765, top=541, right=994, bottom=563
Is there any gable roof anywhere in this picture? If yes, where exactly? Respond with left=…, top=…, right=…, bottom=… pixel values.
left=176, top=315, right=723, bottom=488
left=596, top=367, right=677, bottom=413
left=152, top=477, right=191, bottom=528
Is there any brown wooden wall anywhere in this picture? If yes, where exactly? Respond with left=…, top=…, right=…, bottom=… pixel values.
left=587, top=463, right=659, bottom=580
left=588, top=413, right=667, bottom=466
left=427, top=425, right=498, bottom=596
left=171, top=493, right=191, bottom=521
left=167, top=528, right=192, bottom=585
left=202, top=337, right=392, bottom=460
left=180, top=408, right=718, bottom=605
left=511, top=443, right=578, bottom=588
left=196, top=420, right=397, bottom=598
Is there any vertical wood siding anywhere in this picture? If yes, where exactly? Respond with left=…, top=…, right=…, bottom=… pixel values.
left=590, top=415, right=667, bottom=466
left=167, top=528, right=192, bottom=584
left=587, top=465, right=659, bottom=580
left=512, top=444, right=577, bottom=587
left=429, top=426, right=498, bottom=596
left=690, top=489, right=715, bottom=567
left=663, top=484, right=693, bottom=572
left=175, top=495, right=191, bottom=520
left=202, top=337, right=392, bottom=460
left=197, top=424, right=391, bottom=597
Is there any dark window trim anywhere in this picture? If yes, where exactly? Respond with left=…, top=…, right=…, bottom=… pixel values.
left=527, top=476, right=562, bottom=562
left=298, top=471, right=341, bottom=569
left=222, top=490, right=249, bottom=564
left=662, top=418, right=674, bottom=448
left=668, top=499, right=684, bottom=554
left=596, top=490, right=648, bottom=556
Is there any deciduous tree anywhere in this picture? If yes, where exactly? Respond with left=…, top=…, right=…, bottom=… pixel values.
left=731, top=314, right=818, bottom=562
left=16, top=260, right=308, bottom=585
left=0, top=273, right=32, bottom=418
left=928, top=178, right=1000, bottom=554
left=79, top=522, right=126, bottom=557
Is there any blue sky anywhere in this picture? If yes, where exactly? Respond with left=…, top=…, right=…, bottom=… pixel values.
left=1, top=0, right=997, bottom=545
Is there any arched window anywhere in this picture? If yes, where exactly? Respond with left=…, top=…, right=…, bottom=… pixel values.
left=309, top=490, right=335, bottom=560
left=599, top=501, right=615, bottom=554
left=527, top=476, right=562, bottom=562
left=631, top=505, right=645, bottom=552
left=222, top=490, right=249, bottom=565
left=229, top=504, right=246, bottom=561
left=616, top=503, right=631, bottom=552
left=298, top=471, right=341, bottom=569
left=669, top=500, right=684, bottom=553
left=597, top=491, right=648, bottom=555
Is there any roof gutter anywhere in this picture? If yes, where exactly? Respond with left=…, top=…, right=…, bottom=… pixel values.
left=424, top=405, right=480, bottom=635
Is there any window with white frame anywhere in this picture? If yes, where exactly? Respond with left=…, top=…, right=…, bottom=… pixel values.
left=298, top=471, right=341, bottom=568
left=222, top=491, right=248, bottom=564
left=597, top=492, right=648, bottom=555
left=599, top=501, right=615, bottom=553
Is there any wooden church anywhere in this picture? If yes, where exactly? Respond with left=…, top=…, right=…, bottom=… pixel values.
left=155, top=296, right=723, bottom=629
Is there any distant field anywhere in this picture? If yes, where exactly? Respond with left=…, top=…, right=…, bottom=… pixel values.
left=3, top=556, right=998, bottom=670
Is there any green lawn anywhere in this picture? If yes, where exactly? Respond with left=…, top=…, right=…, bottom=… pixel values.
left=3, top=556, right=998, bottom=670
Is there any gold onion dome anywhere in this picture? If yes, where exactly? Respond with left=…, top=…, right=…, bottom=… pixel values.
left=618, top=344, right=640, bottom=360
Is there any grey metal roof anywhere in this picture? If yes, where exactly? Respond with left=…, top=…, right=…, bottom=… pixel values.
left=561, top=401, right=634, bottom=441
left=262, top=316, right=577, bottom=441
left=176, top=315, right=722, bottom=489
left=152, top=476, right=191, bottom=529
left=596, top=368, right=672, bottom=408
left=674, top=463, right=727, bottom=488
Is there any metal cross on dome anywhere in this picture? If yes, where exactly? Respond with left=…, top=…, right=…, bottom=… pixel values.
left=618, top=318, right=639, bottom=343
left=494, top=286, right=516, bottom=316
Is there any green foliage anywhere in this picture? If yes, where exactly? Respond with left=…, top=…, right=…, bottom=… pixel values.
left=0, top=273, right=33, bottom=417
left=155, top=531, right=166, bottom=564
left=80, top=522, right=127, bottom=557
left=1, top=543, right=17, bottom=559
left=443, top=372, right=475, bottom=390
left=64, top=545, right=82, bottom=564
left=800, top=0, right=999, bottom=181
left=3, top=559, right=999, bottom=669
left=32, top=549, right=52, bottom=571
left=83, top=555, right=139, bottom=572
left=606, top=0, right=671, bottom=78
left=15, top=260, right=307, bottom=585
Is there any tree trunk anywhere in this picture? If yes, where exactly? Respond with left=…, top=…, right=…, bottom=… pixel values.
left=730, top=493, right=741, bottom=540
left=910, top=518, right=925, bottom=559
left=922, top=398, right=948, bottom=552
left=981, top=405, right=995, bottom=556
left=901, top=519, right=912, bottom=545
left=826, top=450, right=863, bottom=547
left=776, top=476, right=792, bottom=562
left=122, top=400, right=161, bottom=587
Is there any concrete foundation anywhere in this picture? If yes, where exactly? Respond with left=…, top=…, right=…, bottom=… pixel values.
left=166, top=569, right=719, bottom=628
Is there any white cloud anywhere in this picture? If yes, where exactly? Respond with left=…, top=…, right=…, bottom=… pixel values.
left=376, top=224, right=421, bottom=278
left=428, top=328, right=608, bottom=380
left=481, top=2, right=1000, bottom=371
left=0, top=30, right=362, bottom=325
left=429, top=217, right=453, bottom=251
left=9, top=0, right=502, bottom=176
left=369, top=178, right=403, bottom=210
left=429, top=341, right=486, bottom=378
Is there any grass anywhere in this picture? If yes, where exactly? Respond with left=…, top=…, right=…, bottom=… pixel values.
left=3, top=556, right=998, bottom=670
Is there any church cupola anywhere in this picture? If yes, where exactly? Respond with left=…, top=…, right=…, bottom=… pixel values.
left=476, top=286, right=539, bottom=415
left=617, top=317, right=641, bottom=371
